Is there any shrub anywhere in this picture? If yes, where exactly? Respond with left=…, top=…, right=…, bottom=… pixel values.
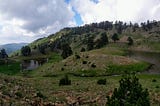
left=127, top=37, right=134, bottom=45
left=156, top=85, right=159, bottom=88
left=61, top=67, right=64, bottom=71
left=75, top=54, right=80, bottom=59
left=59, top=75, right=71, bottom=86
left=36, top=91, right=45, bottom=99
left=91, top=63, right=96, bottom=68
left=152, top=79, right=157, bottom=82
left=15, top=92, right=23, bottom=98
left=107, top=74, right=150, bottom=106
left=97, top=79, right=106, bottom=85
left=82, top=61, right=87, bottom=64
left=80, top=47, right=86, bottom=52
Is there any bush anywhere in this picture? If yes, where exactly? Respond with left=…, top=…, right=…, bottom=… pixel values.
left=59, top=75, right=71, bottom=86
left=152, top=79, right=157, bottom=82
left=80, top=47, right=86, bottom=52
left=97, top=79, right=106, bottom=85
left=36, top=91, right=46, bottom=99
left=91, top=63, right=96, bottom=68
left=156, top=85, right=159, bottom=88
left=61, top=67, right=64, bottom=71
left=107, top=74, right=150, bottom=106
left=75, top=54, right=80, bottom=59
left=82, top=61, right=87, bottom=64
left=15, top=92, right=23, bottom=98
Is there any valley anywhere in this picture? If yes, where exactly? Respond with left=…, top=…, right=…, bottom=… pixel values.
left=0, top=20, right=160, bottom=105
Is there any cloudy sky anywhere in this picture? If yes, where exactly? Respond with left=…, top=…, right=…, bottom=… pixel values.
left=0, top=0, right=160, bottom=44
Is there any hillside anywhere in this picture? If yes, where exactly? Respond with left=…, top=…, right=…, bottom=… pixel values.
left=0, top=20, right=160, bottom=105
left=24, top=20, right=160, bottom=57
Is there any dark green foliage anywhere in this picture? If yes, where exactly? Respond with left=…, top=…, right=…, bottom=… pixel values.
left=132, top=23, right=139, bottom=32
left=80, top=47, right=86, bottom=52
left=15, top=92, right=23, bottom=98
left=91, top=63, right=96, bottom=68
left=0, top=60, right=5, bottom=65
left=107, top=74, right=150, bottom=106
left=95, top=32, right=108, bottom=49
left=97, top=79, right=106, bottom=85
left=36, top=91, right=46, bottom=99
left=61, top=67, right=64, bottom=71
left=0, top=62, right=20, bottom=75
left=152, top=79, right=157, bottom=82
left=61, top=43, right=73, bottom=59
left=115, top=21, right=123, bottom=34
left=38, top=44, right=47, bottom=54
left=0, top=49, right=8, bottom=58
left=86, top=36, right=94, bottom=51
left=82, top=60, right=87, bottom=64
left=75, top=54, right=80, bottom=59
left=127, top=37, right=134, bottom=45
left=38, top=45, right=46, bottom=54
left=21, top=46, right=31, bottom=56
left=59, top=75, right=71, bottom=86
left=111, top=33, right=119, bottom=42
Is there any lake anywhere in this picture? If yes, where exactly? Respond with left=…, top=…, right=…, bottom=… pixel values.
left=21, top=58, right=48, bottom=70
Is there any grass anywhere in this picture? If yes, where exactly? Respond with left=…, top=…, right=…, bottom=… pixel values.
left=19, top=74, right=160, bottom=105
left=48, top=52, right=63, bottom=63
left=88, top=46, right=127, bottom=56
left=106, top=62, right=150, bottom=75
left=0, top=62, right=20, bottom=75
left=0, top=45, right=159, bottom=105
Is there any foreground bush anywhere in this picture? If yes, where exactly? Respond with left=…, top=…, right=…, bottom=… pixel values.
left=97, top=79, right=106, bottom=85
left=59, top=75, right=71, bottom=86
left=107, top=74, right=150, bottom=106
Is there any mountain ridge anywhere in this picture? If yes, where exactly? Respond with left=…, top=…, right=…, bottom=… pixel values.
left=0, top=43, right=28, bottom=54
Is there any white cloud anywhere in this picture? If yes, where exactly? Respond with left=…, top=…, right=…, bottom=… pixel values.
left=0, top=0, right=76, bottom=44
left=71, top=0, right=160, bottom=24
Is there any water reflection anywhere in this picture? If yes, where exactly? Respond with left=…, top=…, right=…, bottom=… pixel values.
left=128, top=51, right=160, bottom=74
left=21, top=58, right=48, bottom=70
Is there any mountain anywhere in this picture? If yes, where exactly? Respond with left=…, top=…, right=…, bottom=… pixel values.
left=1, top=20, right=160, bottom=105
left=29, top=20, right=160, bottom=55
left=0, top=43, right=28, bottom=54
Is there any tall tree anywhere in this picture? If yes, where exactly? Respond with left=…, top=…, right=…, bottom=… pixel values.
left=21, top=46, right=31, bottom=56
left=61, top=43, right=72, bottom=59
left=87, top=36, right=94, bottom=50
left=112, top=33, right=119, bottom=42
left=38, top=44, right=46, bottom=54
left=95, top=32, right=108, bottom=49
left=0, top=49, right=8, bottom=58
left=127, top=37, right=134, bottom=45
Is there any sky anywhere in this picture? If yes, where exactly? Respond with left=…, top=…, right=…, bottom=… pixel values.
left=0, top=0, right=160, bottom=44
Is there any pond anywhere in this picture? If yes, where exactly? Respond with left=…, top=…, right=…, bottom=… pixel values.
left=21, top=58, right=48, bottom=70
left=128, top=50, right=160, bottom=74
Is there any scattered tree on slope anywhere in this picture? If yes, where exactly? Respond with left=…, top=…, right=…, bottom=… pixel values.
left=107, top=74, right=150, bottom=106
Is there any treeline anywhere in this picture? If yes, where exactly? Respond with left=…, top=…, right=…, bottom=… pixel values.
left=20, top=20, right=158, bottom=59
left=64, top=20, right=160, bottom=35
left=21, top=31, right=133, bottom=59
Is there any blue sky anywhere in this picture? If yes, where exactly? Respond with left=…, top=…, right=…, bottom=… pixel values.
left=65, top=0, right=83, bottom=25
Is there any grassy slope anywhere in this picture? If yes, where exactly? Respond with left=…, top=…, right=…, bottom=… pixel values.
left=0, top=47, right=159, bottom=105
left=0, top=22, right=160, bottom=105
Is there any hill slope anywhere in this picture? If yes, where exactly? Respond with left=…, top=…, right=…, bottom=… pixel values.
left=27, top=20, right=160, bottom=56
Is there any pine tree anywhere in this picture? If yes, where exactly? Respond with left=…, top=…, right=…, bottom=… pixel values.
left=107, top=74, right=150, bottom=106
